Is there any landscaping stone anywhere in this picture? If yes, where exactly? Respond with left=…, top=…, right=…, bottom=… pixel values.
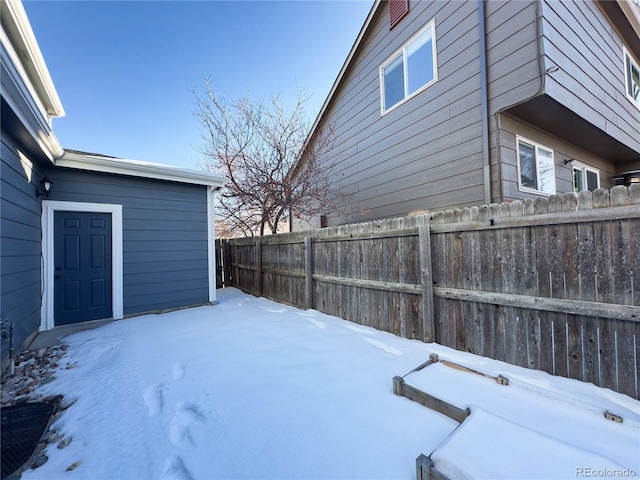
left=1, top=343, right=68, bottom=407
left=0, top=343, right=74, bottom=476
left=59, top=397, right=78, bottom=411
left=31, top=454, right=48, bottom=469
left=14, top=394, right=38, bottom=404
left=57, top=436, right=73, bottom=449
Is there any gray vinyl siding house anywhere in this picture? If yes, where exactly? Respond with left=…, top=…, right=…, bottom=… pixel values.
left=297, top=0, right=640, bottom=227
left=1, top=0, right=225, bottom=368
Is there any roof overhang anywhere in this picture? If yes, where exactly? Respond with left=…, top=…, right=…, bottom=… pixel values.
left=0, top=0, right=64, bottom=118
left=1, top=0, right=64, bottom=162
left=506, top=95, right=640, bottom=167
left=596, top=0, right=640, bottom=57
left=56, top=151, right=227, bottom=189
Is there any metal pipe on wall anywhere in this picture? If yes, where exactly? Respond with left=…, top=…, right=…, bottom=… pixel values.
left=478, top=0, right=491, bottom=206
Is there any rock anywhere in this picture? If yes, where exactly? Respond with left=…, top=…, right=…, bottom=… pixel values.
left=31, top=454, right=48, bottom=469
left=59, top=397, right=77, bottom=411
left=15, top=386, right=33, bottom=396
left=65, top=364, right=75, bottom=370
left=14, top=394, right=37, bottom=404
left=42, top=394, right=63, bottom=404
left=50, top=422, right=63, bottom=433
left=57, top=436, right=72, bottom=449
left=66, top=461, right=81, bottom=472
left=44, top=431, right=64, bottom=444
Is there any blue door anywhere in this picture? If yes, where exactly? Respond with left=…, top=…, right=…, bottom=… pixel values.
left=54, top=211, right=112, bottom=325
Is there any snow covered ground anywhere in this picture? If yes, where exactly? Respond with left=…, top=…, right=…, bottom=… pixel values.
left=23, top=288, right=639, bottom=480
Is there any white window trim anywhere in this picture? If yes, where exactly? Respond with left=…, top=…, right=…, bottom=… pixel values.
left=207, top=188, right=218, bottom=304
left=572, top=161, right=600, bottom=192
left=623, top=46, right=640, bottom=110
left=40, top=201, right=123, bottom=331
left=379, top=20, right=438, bottom=115
left=516, top=136, right=556, bottom=196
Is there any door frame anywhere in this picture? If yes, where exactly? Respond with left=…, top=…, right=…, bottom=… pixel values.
left=41, top=201, right=123, bottom=331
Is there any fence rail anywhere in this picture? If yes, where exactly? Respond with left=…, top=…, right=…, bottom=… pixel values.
left=217, top=186, right=640, bottom=399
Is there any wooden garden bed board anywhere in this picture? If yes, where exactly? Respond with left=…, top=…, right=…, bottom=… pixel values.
left=428, top=408, right=629, bottom=480
left=402, top=358, right=639, bottom=478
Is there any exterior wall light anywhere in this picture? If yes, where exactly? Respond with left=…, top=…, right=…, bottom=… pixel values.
left=36, top=176, right=53, bottom=198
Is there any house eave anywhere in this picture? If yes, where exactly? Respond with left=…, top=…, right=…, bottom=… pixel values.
left=0, top=0, right=65, bottom=118
left=505, top=95, right=640, bottom=165
left=56, top=151, right=227, bottom=189
left=1, top=41, right=64, bottom=162
left=595, top=0, right=640, bottom=56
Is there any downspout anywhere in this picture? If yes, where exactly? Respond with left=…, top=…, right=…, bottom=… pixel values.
left=493, top=0, right=546, bottom=201
left=478, top=0, right=491, bottom=206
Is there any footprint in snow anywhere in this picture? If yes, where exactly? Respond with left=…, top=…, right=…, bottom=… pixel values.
left=169, top=417, right=194, bottom=449
left=161, top=456, right=194, bottom=480
left=169, top=402, right=205, bottom=449
left=172, top=364, right=185, bottom=381
left=363, top=338, right=403, bottom=356
left=142, top=384, right=165, bottom=417
left=175, top=402, right=205, bottom=426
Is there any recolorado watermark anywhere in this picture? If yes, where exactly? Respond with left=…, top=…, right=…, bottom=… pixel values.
left=576, top=467, right=637, bottom=478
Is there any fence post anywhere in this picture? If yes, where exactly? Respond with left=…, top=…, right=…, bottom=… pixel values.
left=419, top=225, right=435, bottom=342
left=255, top=238, right=262, bottom=297
left=223, top=240, right=233, bottom=287
left=305, top=237, right=313, bottom=309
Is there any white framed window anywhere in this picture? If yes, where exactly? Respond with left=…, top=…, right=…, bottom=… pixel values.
left=572, top=162, right=600, bottom=192
left=624, top=47, right=640, bottom=108
left=516, top=136, right=556, bottom=195
left=380, top=21, right=437, bottom=114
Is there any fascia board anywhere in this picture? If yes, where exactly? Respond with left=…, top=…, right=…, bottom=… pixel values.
left=56, top=152, right=228, bottom=189
left=1, top=27, right=50, bottom=125
left=1, top=37, right=64, bottom=161
left=1, top=0, right=64, bottom=117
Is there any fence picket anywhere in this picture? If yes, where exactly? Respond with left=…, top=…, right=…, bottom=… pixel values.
left=220, top=186, right=640, bottom=399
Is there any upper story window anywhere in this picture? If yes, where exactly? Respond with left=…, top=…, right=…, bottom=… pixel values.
left=517, top=136, right=556, bottom=195
left=380, top=21, right=437, bottom=114
left=624, top=47, right=640, bottom=108
left=572, top=162, right=600, bottom=192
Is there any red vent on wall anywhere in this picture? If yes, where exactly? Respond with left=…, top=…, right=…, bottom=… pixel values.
left=389, top=0, right=409, bottom=29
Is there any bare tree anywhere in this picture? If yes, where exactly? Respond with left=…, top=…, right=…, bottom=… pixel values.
left=194, top=78, right=347, bottom=237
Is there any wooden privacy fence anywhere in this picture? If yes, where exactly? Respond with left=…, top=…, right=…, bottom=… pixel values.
left=218, top=186, right=640, bottom=399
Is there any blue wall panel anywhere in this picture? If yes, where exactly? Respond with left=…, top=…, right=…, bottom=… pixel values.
left=43, top=168, right=209, bottom=315
left=1, top=135, right=45, bottom=365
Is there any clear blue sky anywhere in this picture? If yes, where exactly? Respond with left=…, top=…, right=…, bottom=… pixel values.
left=23, top=0, right=373, bottom=169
